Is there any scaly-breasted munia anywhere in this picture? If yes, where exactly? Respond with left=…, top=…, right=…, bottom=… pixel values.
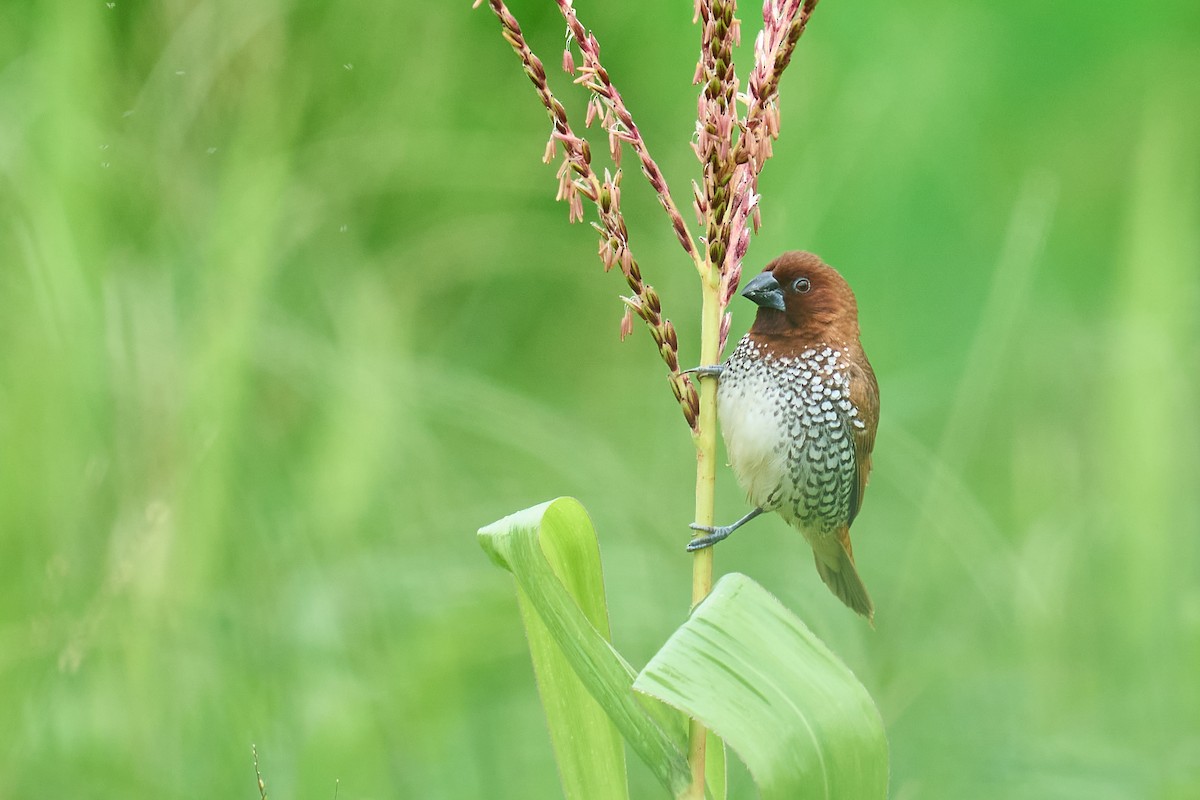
left=689, top=251, right=880, bottom=620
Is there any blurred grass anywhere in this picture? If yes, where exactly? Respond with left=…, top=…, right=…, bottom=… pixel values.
left=1, top=0, right=1198, bottom=797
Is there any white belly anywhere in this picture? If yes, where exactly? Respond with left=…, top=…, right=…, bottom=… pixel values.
left=716, top=336, right=858, bottom=534
left=716, top=359, right=790, bottom=510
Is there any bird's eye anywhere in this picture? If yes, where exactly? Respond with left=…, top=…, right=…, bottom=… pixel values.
left=792, top=277, right=811, bottom=293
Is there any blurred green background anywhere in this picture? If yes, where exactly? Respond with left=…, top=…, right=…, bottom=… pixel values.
left=1, top=0, right=1198, bottom=796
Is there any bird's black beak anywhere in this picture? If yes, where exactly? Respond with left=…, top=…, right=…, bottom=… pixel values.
left=741, top=272, right=785, bottom=311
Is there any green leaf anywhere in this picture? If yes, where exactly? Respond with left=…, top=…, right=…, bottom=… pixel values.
left=634, top=573, right=889, bottom=800
left=478, top=498, right=692, bottom=798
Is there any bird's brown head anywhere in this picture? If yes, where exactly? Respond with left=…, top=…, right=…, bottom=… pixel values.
left=741, top=251, right=860, bottom=341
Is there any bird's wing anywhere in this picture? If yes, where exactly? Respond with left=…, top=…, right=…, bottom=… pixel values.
left=846, top=356, right=879, bottom=525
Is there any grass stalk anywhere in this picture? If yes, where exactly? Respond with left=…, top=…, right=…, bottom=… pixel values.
left=685, top=260, right=724, bottom=797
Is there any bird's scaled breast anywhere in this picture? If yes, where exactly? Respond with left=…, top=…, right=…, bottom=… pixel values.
left=716, top=338, right=792, bottom=508
left=717, top=337, right=865, bottom=524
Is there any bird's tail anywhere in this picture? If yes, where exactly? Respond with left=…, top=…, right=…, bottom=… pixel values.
left=813, top=534, right=874, bottom=622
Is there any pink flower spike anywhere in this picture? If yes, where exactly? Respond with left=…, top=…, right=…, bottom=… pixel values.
left=766, top=104, right=781, bottom=138
left=555, top=167, right=572, bottom=201
left=735, top=227, right=750, bottom=260
left=716, top=110, right=734, bottom=139
left=619, top=306, right=635, bottom=340
left=562, top=47, right=576, bottom=74
left=620, top=247, right=633, bottom=275
left=720, top=271, right=739, bottom=308
left=568, top=188, right=584, bottom=223
left=596, top=107, right=612, bottom=136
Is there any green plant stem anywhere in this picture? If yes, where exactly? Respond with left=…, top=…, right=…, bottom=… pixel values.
left=685, top=260, right=724, bottom=798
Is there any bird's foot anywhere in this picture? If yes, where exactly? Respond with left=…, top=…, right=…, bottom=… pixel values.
left=681, top=364, right=724, bottom=379
left=686, top=523, right=735, bottom=551
left=685, top=507, right=764, bottom=552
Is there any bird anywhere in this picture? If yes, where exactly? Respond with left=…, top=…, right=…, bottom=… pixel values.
left=688, top=251, right=880, bottom=620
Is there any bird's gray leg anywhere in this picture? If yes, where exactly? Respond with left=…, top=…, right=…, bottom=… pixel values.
left=681, top=364, right=724, bottom=379
left=687, top=507, right=765, bottom=551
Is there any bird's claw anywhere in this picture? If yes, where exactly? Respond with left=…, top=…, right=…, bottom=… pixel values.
left=686, top=522, right=734, bottom=551
left=682, top=364, right=724, bottom=379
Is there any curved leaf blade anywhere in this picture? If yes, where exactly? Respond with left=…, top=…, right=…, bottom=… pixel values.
left=479, top=497, right=692, bottom=798
left=633, top=573, right=889, bottom=799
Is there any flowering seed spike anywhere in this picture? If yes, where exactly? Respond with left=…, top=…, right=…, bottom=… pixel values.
left=481, top=0, right=825, bottom=433
left=619, top=306, right=635, bottom=340
left=645, top=286, right=662, bottom=314
left=711, top=0, right=822, bottom=308
left=553, top=0, right=701, bottom=267
left=574, top=178, right=598, bottom=201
